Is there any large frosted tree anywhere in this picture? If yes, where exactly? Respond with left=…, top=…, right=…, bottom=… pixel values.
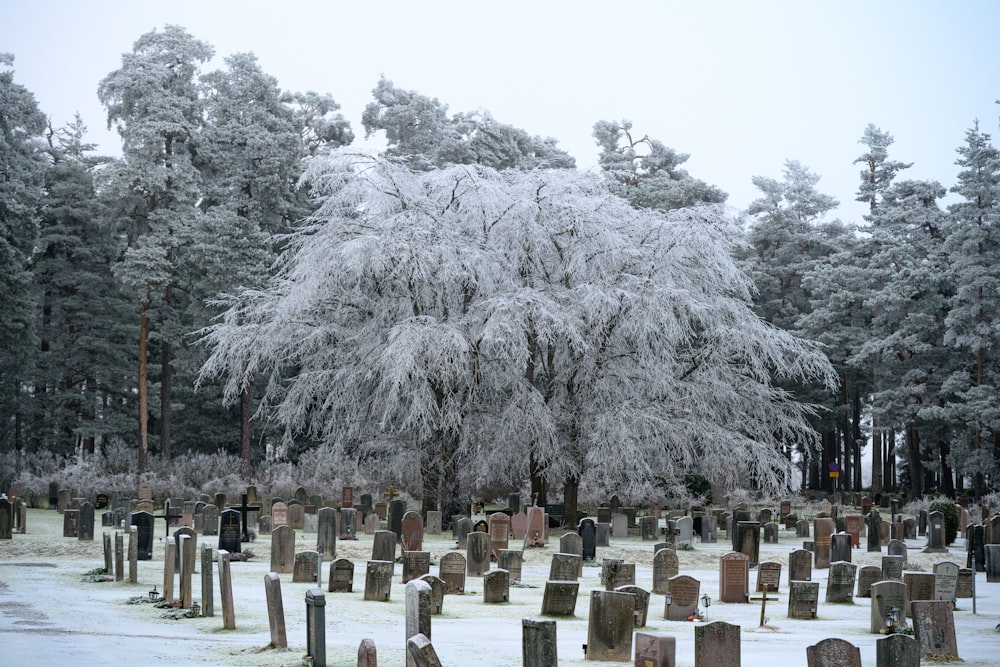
left=201, top=152, right=836, bottom=519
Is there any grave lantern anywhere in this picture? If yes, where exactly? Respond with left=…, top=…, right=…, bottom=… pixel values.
left=884, top=606, right=901, bottom=632
left=664, top=591, right=672, bottom=619
left=149, top=585, right=159, bottom=601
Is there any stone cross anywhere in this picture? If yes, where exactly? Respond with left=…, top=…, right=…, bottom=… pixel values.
left=154, top=500, right=183, bottom=537
left=227, top=493, right=261, bottom=542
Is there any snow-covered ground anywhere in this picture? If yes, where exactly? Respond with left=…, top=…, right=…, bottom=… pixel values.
left=1, top=509, right=998, bottom=666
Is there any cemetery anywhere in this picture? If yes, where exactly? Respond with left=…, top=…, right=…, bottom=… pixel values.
left=1, top=490, right=999, bottom=666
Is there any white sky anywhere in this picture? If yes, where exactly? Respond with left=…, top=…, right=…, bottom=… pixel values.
left=5, top=1, right=1000, bottom=221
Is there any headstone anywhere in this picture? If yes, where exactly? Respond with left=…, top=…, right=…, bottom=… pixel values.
left=813, top=517, right=836, bottom=569
left=596, top=522, right=611, bottom=547
left=933, top=561, right=959, bottom=602
left=578, top=518, right=597, bottom=560
left=77, top=502, right=94, bottom=541
left=127, top=526, right=138, bottom=583
left=405, top=579, right=432, bottom=667
left=967, top=524, right=986, bottom=571
left=214, top=492, right=226, bottom=511
left=466, top=531, right=490, bottom=576
left=857, top=565, right=880, bottom=598
left=272, top=501, right=288, bottom=528
left=201, top=542, right=213, bottom=617
left=788, top=580, right=820, bottom=619
left=389, top=499, right=406, bottom=536
left=956, top=568, right=974, bottom=598
left=317, top=507, right=337, bottom=558
left=866, top=509, right=882, bottom=552
left=665, top=574, right=700, bottom=621
left=985, top=543, right=1000, bottom=582
left=549, top=553, right=582, bottom=581
left=417, top=574, right=445, bottom=615
left=425, top=510, right=441, bottom=535
left=406, top=633, right=442, bottom=667
left=870, top=579, right=907, bottom=633
left=114, top=531, right=124, bottom=581
left=525, top=507, right=546, bottom=546
left=305, top=588, right=326, bottom=667
left=541, top=580, right=579, bottom=616
left=498, top=549, right=523, bottom=583
left=454, top=517, right=472, bottom=548
left=293, top=550, right=320, bottom=583
left=372, top=530, right=396, bottom=562
left=402, top=551, right=431, bottom=583
left=402, top=510, right=424, bottom=552
left=201, top=504, right=219, bottom=536
left=904, top=572, right=936, bottom=615
left=63, top=508, right=80, bottom=537
left=887, top=539, right=907, bottom=562
left=363, top=513, right=379, bottom=535
left=640, top=515, right=659, bottom=541
left=264, top=573, right=288, bottom=648
left=806, top=638, right=861, bottom=667
left=488, top=512, right=510, bottom=555
left=719, top=551, right=750, bottom=603
left=830, top=532, right=852, bottom=563
left=653, top=548, right=679, bottom=594
left=270, top=525, right=295, bottom=573
left=559, top=532, right=583, bottom=565
left=756, top=561, right=782, bottom=593
left=796, top=518, right=810, bottom=538
left=218, top=508, right=242, bottom=554
left=614, top=584, right=649, bottom=627
left=876, top=633, right=921, bottom=667
left=694, top=621, right=740, bottom=667
left=287, top=502, right=305, bottom=530
left=676, top=516, right=693, bottom=548
left=178, top=533, right=196, bottom=607
left=129, top=510, right=154, bottom=560
left=483, top=568, right=509, bottom=603
left=601, top=558, right=636, bottom=590
left=701, top=515, right=717, bottom=543
left=634, top=632, right=675, bottom=667
left=780, top=500, right=792, bottom=518
left=217, top=549, right=236, bottom=629
left=789, top=548, right=812, bottom=583
left=439, top=552, right=466, bottom=594
left=364, top=560, right=394, bottom=601
left=910, top=599, right=959, bottom=660
left=522, top=619, right=558, bottom=667
left=586, top=590, right=634, bottom=662
left=762, top=522, right=779, bottom=544
left=612, top=513, right=628, bottom=538
left=826, top=561, right=856, bottom=603
left=257, top=515, right=272, bottom=535
left=163, top=537, right=176, bottom=603
left=882, top=554, right=904, bottom=581
left=328, top=557, right=354, bottom=593
left=918, top=509, right=928, bottom=537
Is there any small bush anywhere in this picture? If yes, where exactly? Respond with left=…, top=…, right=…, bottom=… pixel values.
left=929, top=499, right=959, bottom=545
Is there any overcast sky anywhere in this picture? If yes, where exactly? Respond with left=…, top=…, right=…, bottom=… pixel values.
left=5, top=1, right=1000, bottom=221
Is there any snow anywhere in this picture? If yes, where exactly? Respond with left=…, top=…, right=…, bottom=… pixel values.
left=1, top=509, right=998, bottom=666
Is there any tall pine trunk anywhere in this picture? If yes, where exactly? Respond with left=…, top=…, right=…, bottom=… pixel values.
left=137, top=293, right=150, bottom=474
left=240, top=384, right=252, bottom=480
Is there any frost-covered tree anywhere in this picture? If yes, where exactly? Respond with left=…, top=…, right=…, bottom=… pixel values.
left=98, top=25, right=214, bottom=472
left=593, top=119, right=727, bottom=211
left=201, top=152, right=836, bottom=518
left=855, top=123, right=913, bottom=212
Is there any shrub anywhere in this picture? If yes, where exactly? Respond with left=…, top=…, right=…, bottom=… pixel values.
left=928, top=499, right=959, bottom=545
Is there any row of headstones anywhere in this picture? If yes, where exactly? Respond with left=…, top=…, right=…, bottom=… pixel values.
left=0, top=496, right=27, bottom=538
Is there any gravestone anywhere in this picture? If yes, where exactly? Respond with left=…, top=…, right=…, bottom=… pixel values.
left=402, top=510, right=424, bottom=552
left=402, top=551, right=431, bottom=583
left=372, top=530, right=396, bottom=562
left=876, top=633, right=921, bottom=667
left=797, top=518, right=810, bottom=538
left=202, top=504, right=219, bottom=536
left=788, top=580, right=820, bottom=619
left=406, top=633, right=442, bottom=667
left=363, top=513, right=379, bottom=535
left=882, top=554, right=904, bottom=581
left=264, top=573, right=288, bottom=648
left=483, top=568, right=509, bottom=603
left=904, top=572, right=936, bottom=615
left=813, top=517, right=836, bottom=569
left=163, top=537, right=177, bottom=603
left=694, top=621, right=740, bottom=667
left=218, top=508, right=242, bottom=554
left=488, top=512, right=510, bottom=555
left=903, top=517, right=917, bottom=539
left=756, top=561, right=782, bottom=593
left=857, top=565, right=881, bottom=598
left=676, top=516, right=694, bottom=548
left=293, top=486, right=307, bottom=505
left=736, top=521, right=760, bottom=566
left=201, top=542, right=213, bottom=617
left=887, top=539, right=907, bottom=563
left=779, top=499, right=792, bottom=518
left=789, top=548, right=812, bottom=583
left=586, top=590, right=634, bottom=662
left=701, top=515, right=717, bottom=543
left=601, top=559, right=636, bottom=590
left=509, top=512, right=526, bottom=541
left=439, top=552, right=466, bottom=594
left=287, top=502, right=305, bottom=530
left=328, top=557, right=354, bottom=592
left=405, top=579, right=432, bottom=667
left=825, top=561, right=856, bottom=603
left=466, top=531, right=490, bottom=576
left=549, top=553, right=581, bottom=581
left=985, top=543, right=1000, bottom=582
left=845, top=515, right=861, bottom=548
left=317, top=507, right=337, bottom=558
left=830, top=533, right=852, bottom=563
left=719, top=551, right=750, bottom=603
left=910, top=600, right=959, bottom=660
left=63, top=509, right=79, bottom=537
left=933, top=561, right=959, bottom=602
left=77, top=502, right=94, bottom=541
left=293, top=550, right=320, bottom=583
left=270, top=525, right=295, bottom=573
left=640, top=515, right=659, bottom=541
left=578, top=518, right=597, bottom=560
left=102, top=532, right=113, bottom=572
left=611, top=513, right=628, bottom=538
left=870, top=579, right=907, bottom=633
left=652, top=548, right=679, bottom=594
left=665, top=574, right=700, bottom=621
left=614, top=584, right=649, bottom=627
left=596, top=522, right=610, bottom=547
left=305, top=588, right=325, bottom=666
left=271, top=501, right=288, bottom=528
left=866, top=509, right=883, bottom=552
left=177, top=532, right=197, bottom=607
left=541, top=580, right=579, bottom=616
left=425, top=510, right=441, bottom=535
left=129, top=510, right=154, bottom=560
left=217, top=549, right=236, bottom=629
left=559, top=532, right=583, bottom=566
left=634, top=632, right=675, bottom=667
left=522, top=619, right=558, bottom=667
left=389, top=499, right=406, bottom=536
left=918, top=509, right=928, bottom=537
left=762, top=522, right=779, bottom=544
left=127, top=526, right=138, bottom=583
left=455, top=517, right=472, bottom=548
left=257, top=515, right=272, bottom=535
left=806, top=638, right=861, bottom=667
left=418, top=574, right=445, bottom=614
left=498, top=549, right=523, bottom=583
left=967, top=524, right=986, bottom=571
left=114, top=531, right=124, bottom=581
left=364, top=560, right=394, bottom=601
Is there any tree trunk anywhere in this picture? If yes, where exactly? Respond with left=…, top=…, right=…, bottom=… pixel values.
left=529, top=451, right=547, bottom=507
left=872, top=428, right=883, bottom=495
left=939, top=440, right=954, bottom=497
left=439, top=434, right=462, bottom=520
left=240, top=384, right=252, bottom=480
left=906, top=424, right=923, bottom=497
left=562, top=475, right=579, bottom=528
left=160, top=338, right=172, bottom=467
left=137, top=294, right=150, bottom=474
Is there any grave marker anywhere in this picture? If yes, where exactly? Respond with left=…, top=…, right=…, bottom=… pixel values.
left=372, top=529, right=396, bottom=562
left=756, top=561, right=782, bottom=593
left=719, top=551, right=750, bottom=603
left=402, top=551, right=431, bottom=583
left=522, top=619, right=558, bottom=667
left=876, top=633, right=921, bottom=667
left=541, top=580, right=579, bottom=616
left=653, top=548, right=679, bottom=594
left=665, top=574, right=700, bottom=621
left=911, top=599, right=959, bottom=660
left=405, top=579, right=432, bottom=667
left=293, top=550, right=320, bottom=583
left=498, top=549, right=523, bottom=583
left=317, top=507, right=338, bottom=557
left=305, top=588, right=326, bottom=667
left=439, top=552, right=466, bottom=594
left=270, top=525, right=295, bottom=574
left=467, top=531, right=490, bottom=576
left=483, top=568, right=509, bottom=603
left=788, top=580, right=819, bottom=619
left=201, top=542, right=213, bottom=616
left=857, top=565, right=881, bottom=598
left=806, top=638, right=860, bottom=667
left=402, top=510, right=424, bottom=552
left=264, top=573, right=287, bottom=648
left=586, top=590, right=635, bottom=661
left=328, top=557, right=355, bottom=592
left=870, top=580, right=907, bottom=633
left=218, top=508, right=242, bottom=554
left=825, top=561, right=856, bottom=603
left=694, top=621, right=740, bottom=667
left=364, top=560, right=394, bottom=601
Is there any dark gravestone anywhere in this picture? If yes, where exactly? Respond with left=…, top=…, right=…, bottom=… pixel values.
left=483, top=568, right=509, bottom=603
left=402, top=510, right=424, bottom=552
left=903, top=572, right=936, bottom=615
left=317, top=507, right=337, bottom=557
left=614, top=584, right=649, bottom=627
left=857, top=565, right=881, bottom=598
left=585, top=590, right=634, bottom=662
left=694, top=621, right=740, bottom=667
left=372, top=530, right=396, bottom=563
left=63, top=509, right=80, bottom=537
left=364, top=560, right=393, bottom=601
left=0, top=499, right=11, bottom=539
left=293, top=550, right=320, bottom=584
left=522, top=619, right=557, bottom=667
left=439, top=552, right=466, bottom=594
left=340, top=507, right=358, bottom=539
left=498, top=549, right=523, bottom=583
left=870, top=580, right=907, bottom=633
left=652, top=548, right=679, bottom=594
left=218, top=508, right=242, bottom=554
left=665, top=574, right=699, bottom=621
left=762, top=522, right=779, bottom=544
left=640, top=515, right=658, bottom=541
left=876, top=633, right=921, bottom=667
left=78, top=502, right=95, bottom=541
left=389, top=499, right=406, bottom=536
left=287, top=502, right=305, bottom=530
left=549, top=553, right=581, bottom=581
left=813, top=518, right=836, bottom=569
left=402, top=551, right=431, bottom=583
left=830, top=533, right=852, bottom=563
left=911, top=600, right=959, bottom=660
left=601, top=559, right=635, bottom=590
left=270, top=525, right=295, bottom=574
left=788, top=580, right=820, bottom=619
left=984, top=544, right=1000, bottom=582
left=201, top=504, right=219, bottom=536
left=806, top=638, right=861, bottom=667
left=719, top=551, right=750, bottom=603
left=596, top=522, right=610, bottom=547
left=701, top=515, right=718, bottom=543
left=578, top=518, right=597, bottom=560
left=634, top=632, right=675, bottom=667
left=736, top=521, right=761, bottom=566
left=789, top=548, right=812, bottom=583
left=825, top=561, right=856, bottom=603
left=756, top=561, right=782, bottom=593
left=541, top=580, right=579, bottom=616
left=173, top=526, right=196, bottom=571
left=866, top=509, right=883, bottom=552
left=129, top=510, right=154, bottom=560
left=967, top=524, right=985, bottom=571
left=466, top=531, right=490, bottom=576
left=328, top=557, right=354, bottom=592
left=882, top=555, right=904, bottom=581
left=924, top=510, right=946, bottom=552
